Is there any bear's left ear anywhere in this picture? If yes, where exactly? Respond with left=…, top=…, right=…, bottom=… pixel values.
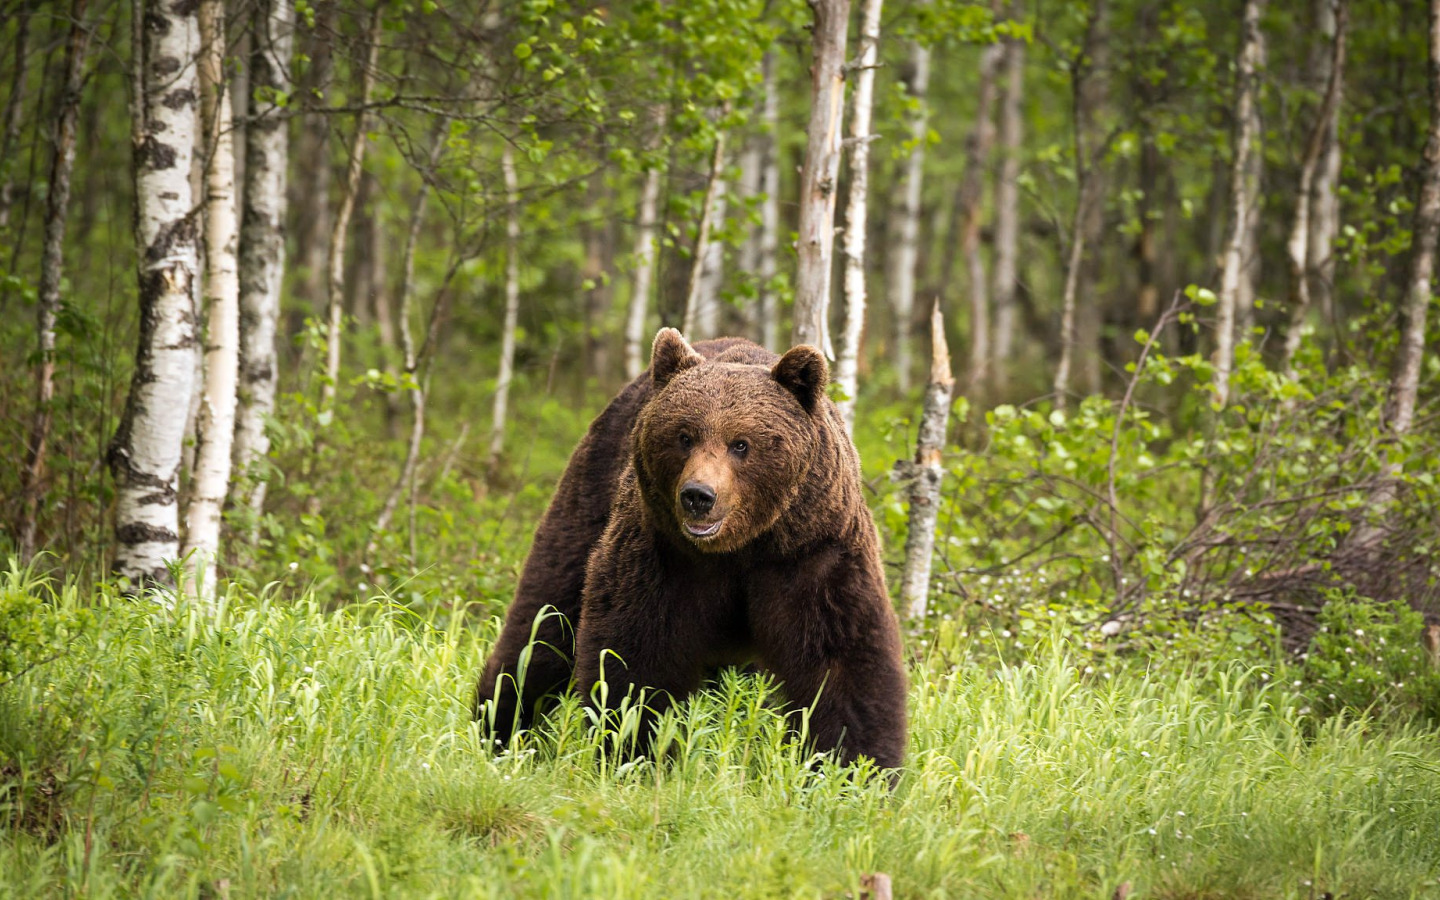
left=650, top=327, right=704, bottom=388
left=772, top=345, right=828, bottom=414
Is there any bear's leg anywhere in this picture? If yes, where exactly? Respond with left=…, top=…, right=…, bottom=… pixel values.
left=474, top=605, right=576, bottom=747
left=750, top=564, right=908, bottom=770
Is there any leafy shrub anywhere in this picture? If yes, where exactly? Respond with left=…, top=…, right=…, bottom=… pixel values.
left=1294, top=593, right=1440, bottom=724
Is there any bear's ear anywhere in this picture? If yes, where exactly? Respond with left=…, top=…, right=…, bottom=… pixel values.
left=772, top=345, right=828, bottom=414
left=650, top=327, right=704, bottom=388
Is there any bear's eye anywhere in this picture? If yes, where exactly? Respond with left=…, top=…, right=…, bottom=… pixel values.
left=678, top=432, right=693, bottom=450
left=730, top=439, right=749, bottom=458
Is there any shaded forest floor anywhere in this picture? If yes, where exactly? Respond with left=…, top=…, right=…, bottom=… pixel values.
left=2, top=569, right=1438, bottom=899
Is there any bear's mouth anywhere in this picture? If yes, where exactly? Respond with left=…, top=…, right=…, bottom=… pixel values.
left=684, top=518, right=724, bottom=538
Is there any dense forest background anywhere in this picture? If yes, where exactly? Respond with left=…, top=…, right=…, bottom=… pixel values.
left=3, top=1, right=1440, bottom=895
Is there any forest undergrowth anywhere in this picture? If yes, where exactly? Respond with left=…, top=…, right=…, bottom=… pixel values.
left=2, top=561, right=1440, bottom=900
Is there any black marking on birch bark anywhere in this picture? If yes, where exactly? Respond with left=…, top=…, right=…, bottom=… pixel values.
left=138, top=135, right=178, bottom=170
left=152, top=55, right=181, bottom=77
left=143, top=12, right=170, bottom=36
left=172, top=0, right=202, bottom=16
left=162, top=87, right=196, bottom=110
left=144, top=217, right=197, bottom=263
left=240, top=359, right=275, bottom=383
left=116, top=522, right=179, bottom=545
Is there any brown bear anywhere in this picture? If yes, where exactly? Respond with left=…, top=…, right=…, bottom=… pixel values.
left=474, top=328, right=906, bottom=769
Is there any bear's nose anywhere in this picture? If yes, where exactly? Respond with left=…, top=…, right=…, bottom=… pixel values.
left=679, top=482, right=716, bottom=517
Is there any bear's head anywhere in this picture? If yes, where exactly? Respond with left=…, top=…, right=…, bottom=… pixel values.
left=635, top=328, right=827, bottom=553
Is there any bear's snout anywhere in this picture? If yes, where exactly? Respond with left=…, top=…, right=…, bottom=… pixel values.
left=679, top=481, right=716, bottom=517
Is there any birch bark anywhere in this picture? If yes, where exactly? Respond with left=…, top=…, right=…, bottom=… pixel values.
left=792, top=0, right=851, bottom=355
left=683, top=118, right=728, bottom=341
left=835, top=0, right=883, bottom=434
left=1213, top=0, right=1266, bottom=408
left=232, top=0, right=294, bottom=521
left=109, top=0, right=202, bottom=586
left=757, top=52, right=781, bottom=351
left=182, top=0, right=242, bottom=589
left=958, top=44, right=1002, bottom=400
left=900, top=302, right=954, bottom=623
left=624, top=108, right=666, bottom=379
left=1308, top=0, right=1344, bottom=330
left=887, top=37, right=930, bottom=393
left=489, top=146, right=522, bottom=469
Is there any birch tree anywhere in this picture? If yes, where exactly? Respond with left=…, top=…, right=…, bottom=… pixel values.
left=624, top=109, right=667, bottom=379
left=17, top=0, right=89, bottom=559
left=489, top=146, right=522, bottom=470
left=1213, top=0, right=1266, bottom=408
left=835, top=0, right=883, bottom=434
left=109, top=0, right=201, bottom=585
left=887, top=36, right=931, bottom=393
left=792, top=0, right=851, bottom=355
left=1387, top=0, right=1440, bottom=440
left=1281, top=0, right=1347, bottom=374
left=232, top=0, right=294, bottom=521
left=683, top=118, right=728, bottom=341
left=1307, top=0, right=1345, bottom=329
left=991, top=19, right=1025, bottom=390
left=319, top=6, right=383, bottom=425
left=900, top=303, right=954, bottom=623
left=757, top=52, right=781, bottom=351
left=181, top=0, right=241, bottom=589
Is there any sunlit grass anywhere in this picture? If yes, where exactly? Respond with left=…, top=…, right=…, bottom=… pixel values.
left=1, top=565, right=1438, bottom=899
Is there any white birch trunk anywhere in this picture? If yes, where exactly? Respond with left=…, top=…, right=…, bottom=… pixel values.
left=683, top=119, right=728, bottom=341
left=320, top=6, right=382, bottom=413
left=992, top=26, right=1025, bottom=390
left=758, top=52, right=782, bottom=351
left=1388, top=0, right=1440, bottom=438
left=692, top=181, right=728, bottom=341
left=232, top=0, right=293, bottom=520
left=835, top=0, right=883, bottom=434
left=887, top=38, right=931, bottom=393
left=110, top=0, right=201, bottom=586
left=1282, top=0, right=1347, bottom=374
left=1052, top=187, right=1089, bottom=412
left=624, top=109, right=666, bottom=380
left=182, top=0, right=241, bottom=591
left=901, top=302, right=954, bottom=622
left=489, top=146, right=522, bottom=467
left=1308, top=0, right=1345, bottom=333
left=18, top=0, right=89, bottom=559
left=792, top=0, right=851, bottom=356
left=737, top=128, right=762, bottom=336
left=1213, top=0, right=1266, bottom=408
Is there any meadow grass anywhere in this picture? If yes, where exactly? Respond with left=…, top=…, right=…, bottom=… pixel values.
left=2, top=565, right=1438, bottom=899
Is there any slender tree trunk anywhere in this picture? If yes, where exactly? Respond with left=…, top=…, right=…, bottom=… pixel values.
left=489, top=146, right=522, bottom=469
left=683, top=117, right=728, bottom=340
left=1054, top=0, right=1110, bottom=411
left=17, top=0, right=89, bottom=559
left=737, top=123, right=763, bottom=337
left=1075, top=0, right=1110, bottom=398
left=958, top=44, right=1003, bottom=400
left=991, top=22, right=1024, bottom=392
left=835, top=0, right=883, bottom=434
left=109, top=0, right=202, bottom=586
left=757, top=52, right=781, bottom=350
left=693, top=185, right=728, bottom=340
left=792, top=0, right=851, bottom=354
left=624, top=108, right=666, bottom=379
left=294, top=3, right=335, bottom=316
left=366, top=176, right=403, bottom=435
left=1387, top=0, right=1440, bottom=438
left=1282, top=0, right=1348, bottom=374
left=582, top=177, right=615, bottom=380
left=901, top=302, right=954, bottom=623
left=0, top=1, right=34, bottom=230
left=1233, top=101, right=1264, bottom=340
left=231, top=0, right=293, bottom=523
left=366, top=132, right=443, bottom=562
left=888, top=37, right=930, bottom=392
left=320, top=5, right=382, bottom=414
left=182, top=0, right=241, bottom=590
left=1308, top=0, right=1344, bottom=332
left=1213, top=0, right=1266, bottom=408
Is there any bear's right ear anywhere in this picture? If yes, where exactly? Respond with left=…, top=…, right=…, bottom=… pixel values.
left=772, top=345, right=828, bottom=414
left=650, top=327, right=704, bottom=388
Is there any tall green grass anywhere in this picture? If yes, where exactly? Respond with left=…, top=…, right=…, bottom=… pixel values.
left=2, top=565, right=1438, bottom=899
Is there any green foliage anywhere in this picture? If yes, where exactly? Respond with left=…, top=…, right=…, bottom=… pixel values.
left=1296, top=593, right=1440, bottom=724
left=0, top=562, right=91, bottom=689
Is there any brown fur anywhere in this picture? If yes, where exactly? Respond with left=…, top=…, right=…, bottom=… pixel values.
left=475, top=329, right=907, bottom=768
